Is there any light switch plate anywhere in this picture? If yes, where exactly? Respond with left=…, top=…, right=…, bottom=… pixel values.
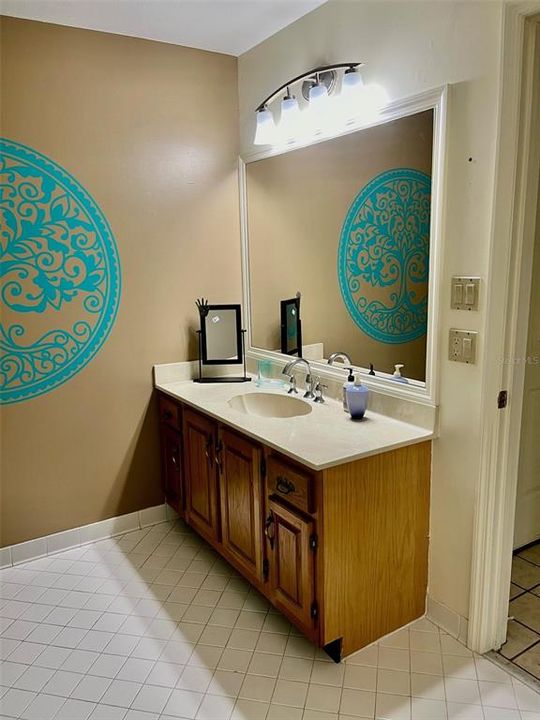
left=449, top=329, right=478, bottom=364
left=451, top=276, right=480, bottom=311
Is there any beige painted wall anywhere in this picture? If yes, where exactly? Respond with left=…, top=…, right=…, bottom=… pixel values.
left=247, top=111, right=432, bottom=381
left=238, top=0, right=503, bottom=620
left=0, top=18, right=241, bottom=546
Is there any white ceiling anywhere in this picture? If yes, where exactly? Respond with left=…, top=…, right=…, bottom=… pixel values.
left=0, top=0, right=327, bottom=56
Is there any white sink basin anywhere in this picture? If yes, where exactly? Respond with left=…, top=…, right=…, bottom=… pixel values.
left=228, top=392, right=312, bottom=419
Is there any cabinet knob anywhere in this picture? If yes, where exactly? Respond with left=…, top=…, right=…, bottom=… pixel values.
left=163, top=409, right=173, bottom=420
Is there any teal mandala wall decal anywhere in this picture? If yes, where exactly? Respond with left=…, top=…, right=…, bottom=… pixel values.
left=337, top=168, right=431, bottom=344
left=0, top=138, right=121, bottom=404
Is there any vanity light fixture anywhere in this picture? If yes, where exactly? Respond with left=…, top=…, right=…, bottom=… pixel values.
left=253, top=62, right=388, bottom=146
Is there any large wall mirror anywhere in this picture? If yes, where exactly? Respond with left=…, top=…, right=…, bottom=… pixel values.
left=241, top=89, right=446, bottom=398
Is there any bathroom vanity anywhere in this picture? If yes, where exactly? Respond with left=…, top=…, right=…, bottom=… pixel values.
left=154, top=87, right=446, bottom=661
left=155, top=379, right=432, bottom=662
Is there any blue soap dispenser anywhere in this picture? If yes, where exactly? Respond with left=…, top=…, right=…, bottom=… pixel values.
left=346, top=373, right=369, bottom=420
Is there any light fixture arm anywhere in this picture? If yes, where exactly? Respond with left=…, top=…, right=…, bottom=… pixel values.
left=255, top=62, right=363, bottom=112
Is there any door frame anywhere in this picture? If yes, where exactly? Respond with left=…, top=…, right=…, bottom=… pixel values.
left=468, top=4, right=540, bottom=654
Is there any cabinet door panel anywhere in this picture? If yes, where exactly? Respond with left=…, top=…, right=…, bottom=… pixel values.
left=220, top=429, right=263, bottom=582
left=267, top=499, right=315, bottom=630
left=183, top=408, right=218, bottom=543
left=161, top=423, right=183, bottom=513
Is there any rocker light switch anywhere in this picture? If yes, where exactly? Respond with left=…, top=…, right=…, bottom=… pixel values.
left=451, top=276, right=480, bottom=311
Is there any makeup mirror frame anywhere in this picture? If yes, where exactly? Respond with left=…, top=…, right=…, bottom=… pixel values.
left=239, top=86, right=448, bottom=406
left=280, top=296, right=302, bottom=357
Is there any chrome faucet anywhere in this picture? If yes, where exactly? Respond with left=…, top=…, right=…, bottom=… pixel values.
left=282, top=358, right=316, bottom=399
left=327, top=351, right=352, bottom=366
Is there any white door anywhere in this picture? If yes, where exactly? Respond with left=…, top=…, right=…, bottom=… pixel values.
left=514, top=175, right=540, bottom=549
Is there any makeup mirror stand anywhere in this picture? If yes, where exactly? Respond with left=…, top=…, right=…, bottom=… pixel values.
left=194, top=329, right=251, bottom=384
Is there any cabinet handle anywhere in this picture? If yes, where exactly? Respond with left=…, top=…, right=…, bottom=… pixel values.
left=171, top=448, right=178, bottom=466
left=205, top=436, right=214, bottom=466
left=163, top=409, right=173, bottom=421
left=215, top=440, right=223, bottom=474
left=276, top=476, right=295, bottom=495
left=264, top=512, right=275, bottom=550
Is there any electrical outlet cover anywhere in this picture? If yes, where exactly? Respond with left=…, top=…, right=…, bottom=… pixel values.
left=448, top=329, right=478, bottom=364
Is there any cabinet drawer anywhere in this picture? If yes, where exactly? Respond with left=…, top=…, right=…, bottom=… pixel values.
left=158, top=394, right=181, bottom=429
left=267, top=455, right=314, bottom=514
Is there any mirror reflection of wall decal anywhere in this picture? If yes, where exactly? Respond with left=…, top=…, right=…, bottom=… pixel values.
left=338, top=168, right=431, bottom=345
left=194, top=299, right=250, bottom=383
left=280, top=293, right=302, bottom=356
left=0, top=138, right=121, bottom=404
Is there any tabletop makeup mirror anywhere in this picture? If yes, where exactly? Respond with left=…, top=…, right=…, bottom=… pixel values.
left=241, top=88, right=446, bottom=400
left=194, top=300, right=249, bottom=383
left=280, top=294, right=302, bottom=356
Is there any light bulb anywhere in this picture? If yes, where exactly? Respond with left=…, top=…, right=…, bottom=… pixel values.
left=308, top=81, right=329, bottom=110
left=306, top=81, right=332, bottom=136
left=342, top=67, right=363, bottom=91
left=364, top=83, right=389, bottom=110
left=339, top=67, right=365, bottom=123
left=359, top=83, right=389, bottom=121
left=253, top=106, right=276, bottom=145
left=340, top=74, right=389, bottom=124
left=278, top=94, right=301, bottom=142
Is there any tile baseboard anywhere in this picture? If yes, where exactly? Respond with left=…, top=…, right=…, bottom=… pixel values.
left=427, top=593, right=469, bottom=645
left=0, top=503, right=172, bottom=569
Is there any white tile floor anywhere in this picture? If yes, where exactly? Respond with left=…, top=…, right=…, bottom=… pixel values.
left=1, top=519, right=539, bottom=720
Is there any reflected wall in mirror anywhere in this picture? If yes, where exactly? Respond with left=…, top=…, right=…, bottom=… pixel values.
left=246, top=109, right=433, bottom=383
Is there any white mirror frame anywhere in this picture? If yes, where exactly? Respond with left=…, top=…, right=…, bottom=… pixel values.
left=239, top=85, right=448, bottom=407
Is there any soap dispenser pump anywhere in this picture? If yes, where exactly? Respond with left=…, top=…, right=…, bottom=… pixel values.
left=342, top=367, right=355, bottom=411
left=346, top=373, right=369, bottom=420
left=392, top=363, right=409, bottom=384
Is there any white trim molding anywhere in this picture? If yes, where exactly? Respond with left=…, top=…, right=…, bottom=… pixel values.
left=238, top=86, right=448, bottom=408
left=468, top=4, right=540, bottom=654
left=0, top=503, right=175, bottom=569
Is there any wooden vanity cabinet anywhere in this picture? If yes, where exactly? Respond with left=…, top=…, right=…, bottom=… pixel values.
left=158, top=392, right=431, bottom=662
left=182, top=408, right=220, bottom=544
left=158, top=394, right=183, bottom=514
left=219, top=428, right=264, bottom=585
left=181, top=407, right=266, bottom=588
left=266, top=498, right=316, bottom=638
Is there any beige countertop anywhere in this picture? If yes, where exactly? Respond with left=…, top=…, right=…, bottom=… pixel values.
left=155, top=377, right=434, bottom=471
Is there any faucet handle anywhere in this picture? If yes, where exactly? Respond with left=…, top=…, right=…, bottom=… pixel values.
left=287, top=375, right=298, bottom=395
left=304, top=373, right=317, bottom=400
left=314, top=380, right=328, bottom=404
